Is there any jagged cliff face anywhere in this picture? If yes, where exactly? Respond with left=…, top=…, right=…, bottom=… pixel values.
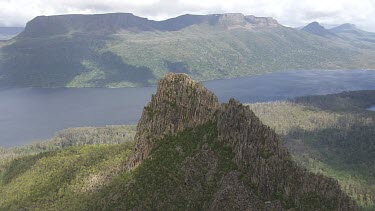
left=215, top=13, right=279, bottom=30
left=129, top=73, right=219, bottom=167
left=129, top=73, right=356, bottom=210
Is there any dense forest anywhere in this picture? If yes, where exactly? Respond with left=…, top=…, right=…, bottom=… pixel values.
left=0, top=125, right=136, bottom=176
left=248, top=90, right=375, bottom=210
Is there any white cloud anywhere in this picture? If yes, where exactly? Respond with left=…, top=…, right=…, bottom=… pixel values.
left=0, top=0, right=374, bottom=31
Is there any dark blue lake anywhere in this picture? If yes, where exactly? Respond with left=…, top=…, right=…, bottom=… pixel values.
left=1, top=69, right=375, bottom=147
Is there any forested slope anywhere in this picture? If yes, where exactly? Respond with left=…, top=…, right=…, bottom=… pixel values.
left=249, top=90, right=375, bottom=210
left=1, top=13, right=374, bottom=87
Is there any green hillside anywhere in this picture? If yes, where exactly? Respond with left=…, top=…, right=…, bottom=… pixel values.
left=248, top=90, right=375, bottom=210
left=0, top=13, right=374, bottom=88
left=0, top=125, right=136, bottom=175
left=107, top=26, right=368, bottom=81
left=0, top=125, right=136, bottom=209
left=0, top=123, right=236, bottom=210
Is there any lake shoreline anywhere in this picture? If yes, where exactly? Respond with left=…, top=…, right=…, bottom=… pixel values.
left=1, top=69, right=375, bottom=147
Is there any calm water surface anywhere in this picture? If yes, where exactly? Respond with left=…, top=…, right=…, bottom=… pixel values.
left=368, top=106, right=375, bottom=111
left=1, top=69, right=375, bottom=147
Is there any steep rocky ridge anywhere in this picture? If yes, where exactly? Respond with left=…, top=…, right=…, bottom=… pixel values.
left=129, top=73, right=219, bottom=168
left=218, top=99, right=356, bottom=210
left=129, top=73, right=357, bottom=210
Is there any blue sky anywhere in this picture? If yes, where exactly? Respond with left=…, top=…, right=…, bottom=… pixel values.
left=0, top=0, right=374, bottom=31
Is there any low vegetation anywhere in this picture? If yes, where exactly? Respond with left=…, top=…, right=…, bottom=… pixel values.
left=0, top=125, right=136, bottom=176
left=0, top=144, right=134, bottom=210
left=248, top=90, right=375, bottom=210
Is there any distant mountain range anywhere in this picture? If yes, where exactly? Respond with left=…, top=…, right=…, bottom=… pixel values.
left=0, top=27, right=24, bottom=40
left=301, top=22, right=375, bottom=46
left=301, top=21, right=337, bottom=37
left=0, top=13, right=374, bottom=88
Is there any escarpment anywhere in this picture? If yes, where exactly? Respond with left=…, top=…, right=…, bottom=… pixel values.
left=128, top=73, right=357, bottom=210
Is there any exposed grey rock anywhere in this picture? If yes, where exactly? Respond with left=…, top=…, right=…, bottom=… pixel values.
left=128, top=73, right=219, bottom=168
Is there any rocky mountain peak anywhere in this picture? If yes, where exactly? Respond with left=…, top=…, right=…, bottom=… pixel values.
left=302, top=21, right=336, bottom=37
left=245, top=15, right=279, bottom=27
left=302, top=21, right=325, bottom=31
left=127, top=73, right=357, bottom=210
left=128, top=73, right=219, bottom=167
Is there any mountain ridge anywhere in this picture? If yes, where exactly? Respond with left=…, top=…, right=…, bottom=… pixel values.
left=301, top=21, right=375, bottom=46
left=127, top=73, right=357, bottom=210
left=330, top=23, right=358, bottom=32
left=1, top=13, right=375, bottom=88
left=301, top=21, right=337, bottom=37
left=19, top=13, right=281, bottom=38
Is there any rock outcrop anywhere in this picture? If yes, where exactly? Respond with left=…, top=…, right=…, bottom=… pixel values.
left=129, top=73, right=357, bottom=210
left=129, top=73, right=219, bottom=168
left=245, top=15, right=279, bottom=27
left=213, top=13, right=279, bottom=30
